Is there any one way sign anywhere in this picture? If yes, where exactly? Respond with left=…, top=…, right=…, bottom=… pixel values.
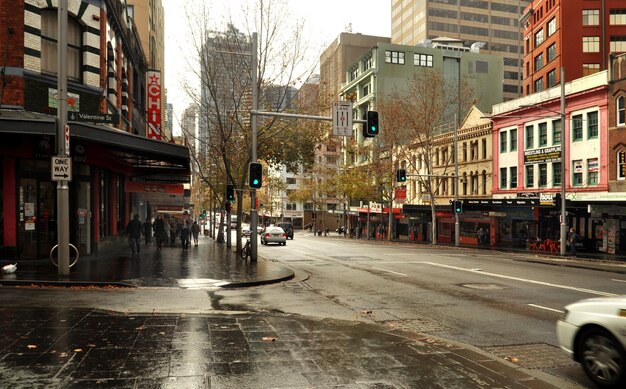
left=51, top=156, right=72, bottom=181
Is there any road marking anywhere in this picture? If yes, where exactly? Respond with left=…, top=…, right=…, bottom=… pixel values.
left=423, top=262, right=618, bottom=297
left=528, top=304, right=564, bottom=314
left=371, top=267, right=407, bottom=276
left=611, top=279, right=626, bottom=283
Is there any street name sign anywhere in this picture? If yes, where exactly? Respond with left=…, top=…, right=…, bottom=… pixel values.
left=51, top=156, right=72, bottom=181
left=332, top=101, right=353, bottom=136
left=68, top=111, right=116, bottom=124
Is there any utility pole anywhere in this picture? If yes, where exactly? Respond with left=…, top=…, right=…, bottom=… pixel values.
left=250, top=33, right=259, bottom=262
left=56, top=0, right=70, bottom=275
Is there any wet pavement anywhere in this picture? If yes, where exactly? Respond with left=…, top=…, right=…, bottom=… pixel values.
left=0, top=236, right=294, bottom=288
left=0, top=306, right=568, bottom=389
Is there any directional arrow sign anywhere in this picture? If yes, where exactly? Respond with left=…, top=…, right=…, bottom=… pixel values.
left=332, top=101, right=353, bottom=136
left=51, top=156, right=72, bottom=182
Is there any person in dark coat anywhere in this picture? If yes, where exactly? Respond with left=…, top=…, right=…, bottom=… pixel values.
left=126, top=214, right=142, bottom=256
left=142, top=218, right=152, bottom=246
left=180, top=220, right=190, bottom=250
left=153, top=215, right=166, bottom=251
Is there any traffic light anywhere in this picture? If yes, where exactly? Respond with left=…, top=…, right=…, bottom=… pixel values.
left=396, top=169, right=406, bottom=183
left=554, top=193, right=562, bottom=208
left=454, top=200, right=463, bottom=214
left=249, top=162, right=263, bottom=189
left=226, top=184, right=235, bottom=202
left=364, top=110, right=379, bottom=137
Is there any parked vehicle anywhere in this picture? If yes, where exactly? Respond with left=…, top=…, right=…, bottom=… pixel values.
left=260, top=226, right=287, bottom=245
left=556, top=296, right=626, bottom=388
left=277, top=222, right=294, bottom=239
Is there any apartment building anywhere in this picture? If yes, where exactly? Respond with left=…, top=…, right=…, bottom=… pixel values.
left=391, top=0, right=531, bottom=101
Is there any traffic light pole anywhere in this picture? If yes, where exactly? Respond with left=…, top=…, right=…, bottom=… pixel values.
left=250, top=33, right=259, bottom=262
left=454, top=113, right=460, bottom=247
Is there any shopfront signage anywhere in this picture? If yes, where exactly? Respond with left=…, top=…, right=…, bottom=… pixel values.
left=146, top=70, right=162, bottom=140
left=466, top=199, right=539, bottom=206
left=524, top=146, right=561, bottom=165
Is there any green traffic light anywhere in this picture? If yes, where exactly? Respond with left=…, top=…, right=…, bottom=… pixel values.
left=253, top=179, right=259, bottom=185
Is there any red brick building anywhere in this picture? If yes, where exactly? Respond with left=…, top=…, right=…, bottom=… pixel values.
left=522, top=0, right=626, bottom=96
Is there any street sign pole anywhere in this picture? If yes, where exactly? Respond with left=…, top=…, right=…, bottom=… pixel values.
left=56, top=0, right=70, bottom=275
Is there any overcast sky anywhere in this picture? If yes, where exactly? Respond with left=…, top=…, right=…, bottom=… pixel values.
left=162, top=0, right=392, bottom=135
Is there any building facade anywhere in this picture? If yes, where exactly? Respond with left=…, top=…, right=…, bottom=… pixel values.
left=391, top=0, right=531, bottom=101
left=0, top=0, right=189, bottom=260
left=522, top=0, right=626, bottom=96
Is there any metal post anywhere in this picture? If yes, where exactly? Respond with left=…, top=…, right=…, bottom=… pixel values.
left=57, top=0, right=70, bottom=275
left=454, top=59, right=460, bottom=247
left=250, top=33, right=258, bottom=262
left=560, top=67, right=567, bottom=256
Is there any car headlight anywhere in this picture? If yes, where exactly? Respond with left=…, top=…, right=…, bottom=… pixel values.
left=560, top=308, right=569, bottom=321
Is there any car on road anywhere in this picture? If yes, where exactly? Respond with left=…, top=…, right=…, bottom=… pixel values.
left=260, top=226, right=287, bottom=245
left=277, top=222, right=294, bottom=239
left=556, top=296, right=626, bottom=388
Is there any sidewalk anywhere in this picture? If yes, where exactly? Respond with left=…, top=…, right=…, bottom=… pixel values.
left=0, top=235, right=294, bottom=288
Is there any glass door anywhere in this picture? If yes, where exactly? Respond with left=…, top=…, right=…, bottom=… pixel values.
left=18, top=178, right=56, bottom=259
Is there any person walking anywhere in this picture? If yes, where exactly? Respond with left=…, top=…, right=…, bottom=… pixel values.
left=153, top=215, right=166, bottom=251
left=568, top=227, right=580, bottom=257
left=170, top=221, right=177, bottom=246
left=126, top=214, right=142, bottom=256
left=163, top=220, right=170, bottom=247
left=142, top=218, right=152, bottom=246
left=191, top=220, right=200, bottom=246
left=180, top=220, right=190, bottom=250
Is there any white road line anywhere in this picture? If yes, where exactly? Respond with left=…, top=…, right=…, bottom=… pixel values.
left=611, top=279, right=626, bottom=283
left=528, top=304, right=564, bottom=314
left=423, top=262, right=618, bottom=297
left=371, top=267, right=407, bottom=276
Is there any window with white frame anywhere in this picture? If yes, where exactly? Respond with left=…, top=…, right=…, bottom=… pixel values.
left=610, top=36, right=626, bottom=52
left=573, top=160, right=583, bottom=186
left=618, top=150, right=626, bottom=180
left=547, top=17, right=557, bottom=36
left=500, top=131, right=507, bottom=153
left=587, top=158, right=599, bottom=185
left=587, top=111, right=598, bottom=138
left=385, top=50, right=405, bottom=64
left=363, top=56, right=373, bottom=71
left=349, top=67, right=358, bottom=81
left=534, top=29, right=544, bottom=47
left=539, top=122, right=548, bottom=146
left=618, top=96, right=626, bottom=126
left=610, top=9, right=626, bottom=25
left=583, top=36, right=600, bottom=52
left=526, top=125, right=534, bottom=149
left=413, top=53, right=433, bottom=67
left=510, top=129, right=517, bottom=151
left=583, top=9, right=600, bottom=25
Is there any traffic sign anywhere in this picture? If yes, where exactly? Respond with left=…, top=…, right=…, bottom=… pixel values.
left=64, top=124, right=70, bottom=155
left=51, top=156, right=72, bottom=181
left=68, top=111, right=116, bottom=124
left=332, top=101, right=353, bottom=136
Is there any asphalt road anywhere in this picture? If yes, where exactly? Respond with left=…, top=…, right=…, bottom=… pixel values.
left=225, top=230, right=626, bottom=388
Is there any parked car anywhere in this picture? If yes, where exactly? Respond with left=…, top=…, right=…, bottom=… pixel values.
left=556, top=296, right=626, bottom=388
left=260, top=226, right=287, bottom=245
left=277, top=222, right=294, bottom=239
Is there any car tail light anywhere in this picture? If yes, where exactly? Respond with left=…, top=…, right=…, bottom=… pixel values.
left=265, top=233, right=270, bottom=238
left=282, top=233, right=286, bottom=238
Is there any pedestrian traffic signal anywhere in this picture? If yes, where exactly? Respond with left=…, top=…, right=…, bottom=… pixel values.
left=249, top=162, right=262, bottom=189
left=454, top=200, right=463, bottom=214
left=396, top=169, right=406, bottom=183
left=226, top=184, right=235, bottom=202
left=364, top=110, right=379, bottom=138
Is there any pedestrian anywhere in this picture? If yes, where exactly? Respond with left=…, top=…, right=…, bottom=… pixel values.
left=191, top=220, right=200, bottom=246
left=568, top=227, right=580, bottom=257
left=476, top=227, right=484, bottom=246
left=180, top=220, right=190, bottom=250
left=163, top=219, right=170, bottom=247
left=142, top=218, right=152, bottom=246
left=170, top=221, right=177, bottom=246
left=126, top=214, right=142, bottom=256
left=153, top=215, right=166, bottom=251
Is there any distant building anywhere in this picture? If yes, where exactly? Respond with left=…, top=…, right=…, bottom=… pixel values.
left=391, top=0, right=531, bottom=101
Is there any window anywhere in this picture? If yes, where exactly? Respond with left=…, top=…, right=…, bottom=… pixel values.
left=534, top=29, right=544, bottom=47
left=552, top=119, right=561, bottom=144
left=587, top=111, right=598, bottom=138
left=588, top=158, right=599, bottom=185
left=414, top=53, right=433, bottom=67
left=547, top=17, right=557, bottom=36
left=482, top=138, right=487, bottom=159
left=583, top=9, right=600, bottom=25
left=510, top=129, right=517, bottom=151
left=553, top=162, right=562, bottom=186
left=538, top=123, right=548, bottom=146
left=539, top=164, right=548, bottom=187
left=500, top=167, right=508, bottom=189
left=534, top=77, right=544, bottom=92
left=534, top=53, right=544, bottom=70
left=326, top=156, right=337, bottom=165
left=363, top=56, right=373, bottom=70
left=500, top=131, right=507, bottom=153
left=618, top=96, right=626, bottom=126
left=526, top=165, right=534, bottom=187
left=610, top=9, right=626, bottom=25
left=547, top=69, right=557, bottom=87
left=463, top=142, right=468, bottom=161
left=385, top=50, right=405, bottom=64
left=583, top=63, right=600, bottom=76
left=583, top=36, right=600, bottom=52
left=573, top=160, right=583, bottom=186
left=475, top=61, right=488, bottom=74
left=362, top=84, right=370, bottom=96
left=547, top=43, right=557, bottom=62
left=572, top=114, right=583, bottom=141
left=618, top=150, right=626, bottom=180
left=610, top=36, right=626, bottom=52
left=510, top=166, right=517, bottom=188
left=526, top=125, right=534, bottom=148
left=41, top=9, right=82, bottom=81
left=349, top=67, right=358, bottom=81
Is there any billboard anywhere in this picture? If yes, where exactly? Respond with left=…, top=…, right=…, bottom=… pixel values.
left=146, top=70, right=162, bottom=140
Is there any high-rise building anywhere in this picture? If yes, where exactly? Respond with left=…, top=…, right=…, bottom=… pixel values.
left=391, top=0, right=531, bottom=101
left=521, top=0, right=626, bottom=96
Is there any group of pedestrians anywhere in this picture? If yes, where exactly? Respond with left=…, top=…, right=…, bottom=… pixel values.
left=126, top=215, right=201, bottom=255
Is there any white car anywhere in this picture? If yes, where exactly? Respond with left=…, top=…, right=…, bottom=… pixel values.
left=556, top=296, right=626, bottom=388
left=260, top=226, right=287, bottom=245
